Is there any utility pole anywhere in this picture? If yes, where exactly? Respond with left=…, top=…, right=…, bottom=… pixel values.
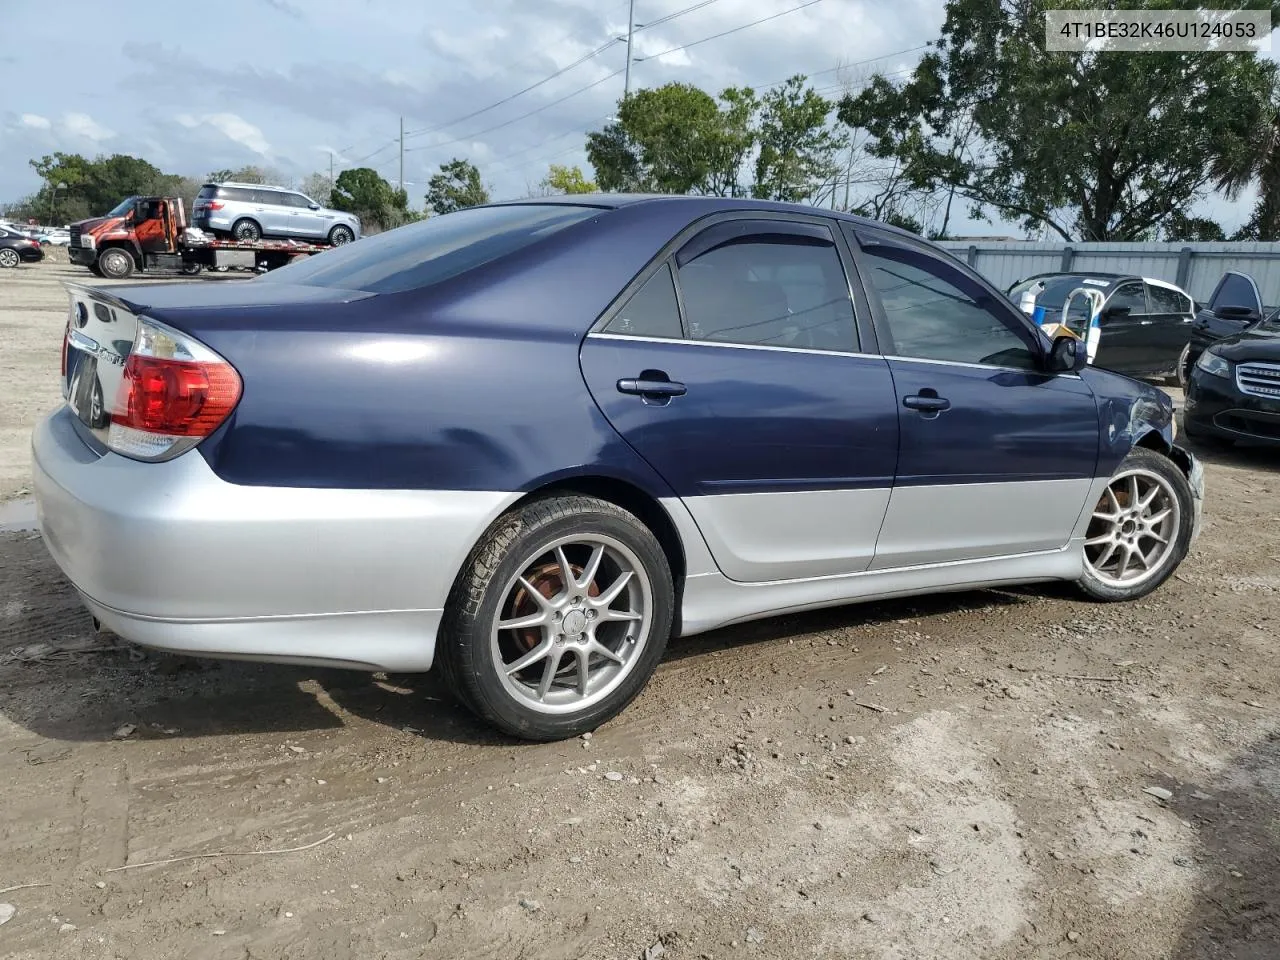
left=624, top=0, right=635, bottom=99
left=329, top=151, right=334, bottom=185
left=398, top=116, right=405, bottom=193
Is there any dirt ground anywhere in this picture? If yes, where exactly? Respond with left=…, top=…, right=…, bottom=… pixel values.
left=1, top=258, right=1278, bottom=960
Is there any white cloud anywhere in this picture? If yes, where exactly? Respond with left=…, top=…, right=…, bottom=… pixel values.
left=174, top=112, right=270, bottom=154
left=60, top=112, right=115, bottom=141
left=19, top=113, right=51, bottom=130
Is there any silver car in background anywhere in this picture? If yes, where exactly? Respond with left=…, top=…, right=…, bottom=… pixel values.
left=192, top=181, right=360, bottom=245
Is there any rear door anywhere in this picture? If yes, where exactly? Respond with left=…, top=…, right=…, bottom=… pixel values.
left=1142, top=281, right=1195, bottom=373
left=580, top=215, right=900, bottom=583
left=1093, top=280, right=1149, bottom=373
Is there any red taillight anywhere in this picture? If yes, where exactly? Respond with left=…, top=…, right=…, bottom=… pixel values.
left=112, top=355, right=241, bottom=437
left=207, top=201, right=224, bottom=211
left=105, top=318, right=242, bottom=461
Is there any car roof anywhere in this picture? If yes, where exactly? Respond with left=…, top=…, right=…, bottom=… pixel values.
left=483, top=193, right=922, bottom=238
left=1015, top=271, right=1192, bottom=295
left=206, top=181, right=299, bottom=191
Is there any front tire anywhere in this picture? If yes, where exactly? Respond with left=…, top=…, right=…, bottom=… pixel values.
left=97, top=248, right=135, bottom=280
left=1173, top=343, right=1191, bottom=388
left=0, top=248, right=19, bottom=269
left=231, top=218, right=261, bottom=242
left=1076, top=447, right=1194, bottom=602
left=438, top=495, right=674, bottom=741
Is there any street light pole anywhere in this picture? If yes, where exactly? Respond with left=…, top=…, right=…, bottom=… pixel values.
left=49, top=182, right=66, bottom=226
left=624, top=0, right=635, bottom=99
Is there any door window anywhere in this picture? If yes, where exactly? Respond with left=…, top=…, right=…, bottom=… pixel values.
left=603, top=262, right=684, bottom=339
left=1107, top=282, right=1147, bottom=317
left=283, top=193, right=312, bottom=208
left=1210, top=272, right=1262, bottom=312
left=855, top=240, right=1038, bottom=370
left=1146, top=284, right=1190, bottom=315
left=674, top=226, right=857, bottom=352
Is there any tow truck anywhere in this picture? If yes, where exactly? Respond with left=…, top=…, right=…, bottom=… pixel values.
left=68, top=196, right=340, bottom=279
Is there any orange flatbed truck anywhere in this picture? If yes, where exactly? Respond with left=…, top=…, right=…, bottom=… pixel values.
left=68, top=196, right=337, bottom=279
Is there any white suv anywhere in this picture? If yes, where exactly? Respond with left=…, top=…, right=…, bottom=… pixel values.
left=192, top=182, right=360, bottom=245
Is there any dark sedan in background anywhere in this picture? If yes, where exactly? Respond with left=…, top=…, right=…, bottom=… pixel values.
left=1007, top=272, right=1195, bottom=382
left=0, top=225, right=45, bottom=268
left=1184, top=272, right=1280, bottom=446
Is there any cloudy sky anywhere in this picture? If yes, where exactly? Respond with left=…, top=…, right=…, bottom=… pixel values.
left=0, top=0, right=1265, bottom=234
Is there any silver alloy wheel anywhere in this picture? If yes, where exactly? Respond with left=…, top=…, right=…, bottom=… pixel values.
left=0, top=248, right=19, bottom=268
left=1083, top=468, right=1181, bottom=588
left=491, top=534, right=653, bottom=715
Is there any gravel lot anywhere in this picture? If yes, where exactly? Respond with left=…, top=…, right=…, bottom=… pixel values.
left=1, top=259, right=1278, bottom=959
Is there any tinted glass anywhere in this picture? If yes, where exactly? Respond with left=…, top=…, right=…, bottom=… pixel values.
left=224, top=187, right=255, bottom=203
left=1212, top=272, right=1261, bottom=311
left=106, top=197, right=138, bottom=217
left=254, top=189, right=286, bottom=205
left=604, top=262, right=683, bottom=339
left=858, top=243, right=1037, bottom=369
left=283, top=193, right=311, bottom=208
left=196, top=185, right=220, bottom=200
left=676, top=235, right=856, bottom=351
left=1108, top=282, right=1146, bottom=315
left=1147, top=284, right=1189, bottom=315
left=257, top=203, right=599, bottom=293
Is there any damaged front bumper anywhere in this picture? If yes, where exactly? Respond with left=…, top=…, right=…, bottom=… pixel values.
left=1168, top=443, right=1205, bottom=542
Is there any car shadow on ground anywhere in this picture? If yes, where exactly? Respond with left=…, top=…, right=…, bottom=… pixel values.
left=1170, top=732, right=1280, bottom=959
left=1179, top=426, right=1280, bottom=472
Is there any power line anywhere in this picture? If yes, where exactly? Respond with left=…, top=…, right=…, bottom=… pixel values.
left=634, top=0, right=830, bottom=62
left=637, top=0, right=723, bottom=31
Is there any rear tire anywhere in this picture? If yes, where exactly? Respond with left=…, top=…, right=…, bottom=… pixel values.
left=97, top=248, right=135, bottom=280
left=328, top=224, right=355, bottom=245
left=231, top=218, right=262, bottom=242
left=1075, top=447, right=1194, bottom=602
left=437, top=495, right=674, bottom=741
left=180, top=262, right=202, bottom=276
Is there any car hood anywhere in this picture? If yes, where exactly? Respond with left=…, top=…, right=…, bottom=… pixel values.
left=71, top=215, right=122, bottom=234
left=1212, top=327, right=1280, bottom=362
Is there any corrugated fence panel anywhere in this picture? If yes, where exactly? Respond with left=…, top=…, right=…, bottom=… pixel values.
left=936, top=240, right=1280, bottom=305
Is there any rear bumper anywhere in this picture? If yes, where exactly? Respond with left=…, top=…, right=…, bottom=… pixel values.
left=32, top=408, right=519, bottom=671
left=20, top=245, right=44, bottom=262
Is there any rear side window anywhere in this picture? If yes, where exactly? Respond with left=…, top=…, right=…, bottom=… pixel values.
left=1147, top=284, right=1190, bottom=315
left=604, top=262, right=683, bottom=339
left=222, top=187, right=255, bottom=202
left=253, top=189, right=285, bottom=205
left=258, top=203, right=600, bottom=294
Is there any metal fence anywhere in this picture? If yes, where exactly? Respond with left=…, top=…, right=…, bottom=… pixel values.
left=936, top=240, right=1280, bottom=305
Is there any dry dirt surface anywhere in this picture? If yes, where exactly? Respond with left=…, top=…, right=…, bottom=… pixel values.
left=2, top=259, right=1279, bottom=960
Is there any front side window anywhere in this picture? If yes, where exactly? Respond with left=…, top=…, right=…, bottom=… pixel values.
left=604, top=262, right=683, bottom=339
left=856, top=240, right=1038, bottom=370
left=1212, top=272, right=1261, bottom=312
left=1107, top=282, right=1147, bottom=316
left=675, top=229, right=857, bottom=352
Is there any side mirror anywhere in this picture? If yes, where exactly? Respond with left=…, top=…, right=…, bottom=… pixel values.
left=1215, top=305, right=1260, bottom=323
left=1047, top=334, right=1088, bottom=373
left=308, top=203, right=321, bottom=210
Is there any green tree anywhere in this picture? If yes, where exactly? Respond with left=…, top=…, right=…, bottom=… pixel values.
left=541, top=164, right=597, bottom=195
left=1210, top=76, right=1280, bottom=239
left=206, top=165, right=285, bottom=186
left=1164, top=213, right=1227, bottom=242
left=752, top=76, right=844, bottom=203
left=331, top=167, right=411, bottom=230
left=30, top=152, right=170, bottom=219
left=838, top=0, right=1277, bottom=241
left=425, top=159, right=490, bottom=214
left=586, top=83, right=756, bottom=196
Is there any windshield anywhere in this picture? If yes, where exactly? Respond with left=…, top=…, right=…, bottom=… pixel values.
left=105, top=197, right=139, bottom=218
left=257, top=203, right=602, bottom=294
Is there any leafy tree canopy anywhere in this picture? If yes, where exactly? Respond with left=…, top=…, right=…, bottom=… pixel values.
left=425, top=158, right=490, bottom=215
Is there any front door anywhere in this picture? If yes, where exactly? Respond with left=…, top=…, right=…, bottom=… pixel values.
left=580, top=216, right=899, bottom=583
left=134, top=199, right=172, bottom=257
left=845, top=226, right=1101, bottom=569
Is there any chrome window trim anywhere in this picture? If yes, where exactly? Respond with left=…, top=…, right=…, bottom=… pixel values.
left=585, top=331, right=879, bottom=361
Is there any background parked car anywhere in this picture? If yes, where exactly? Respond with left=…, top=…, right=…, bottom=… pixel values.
left=38, top=228, right=71, bottom=246
left=0, top=225, right=45, bottom=268
left=1183, top=270, right=1280, bottom=445
left=1007, top=272, right=1195, bottom=383
left=191, top=181, right=360, bottom=245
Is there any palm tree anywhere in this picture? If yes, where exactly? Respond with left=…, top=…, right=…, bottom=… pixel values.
left=1211, top=78, right=1280, bottom=240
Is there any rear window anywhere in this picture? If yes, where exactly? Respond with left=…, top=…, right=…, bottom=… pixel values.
left=197, top=185, right=221, bottom=199
left=258, top=203, right=601, bottom=294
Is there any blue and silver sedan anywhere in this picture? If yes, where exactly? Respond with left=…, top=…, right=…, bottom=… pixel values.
left=33, top=196, right=1205, bottom=740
